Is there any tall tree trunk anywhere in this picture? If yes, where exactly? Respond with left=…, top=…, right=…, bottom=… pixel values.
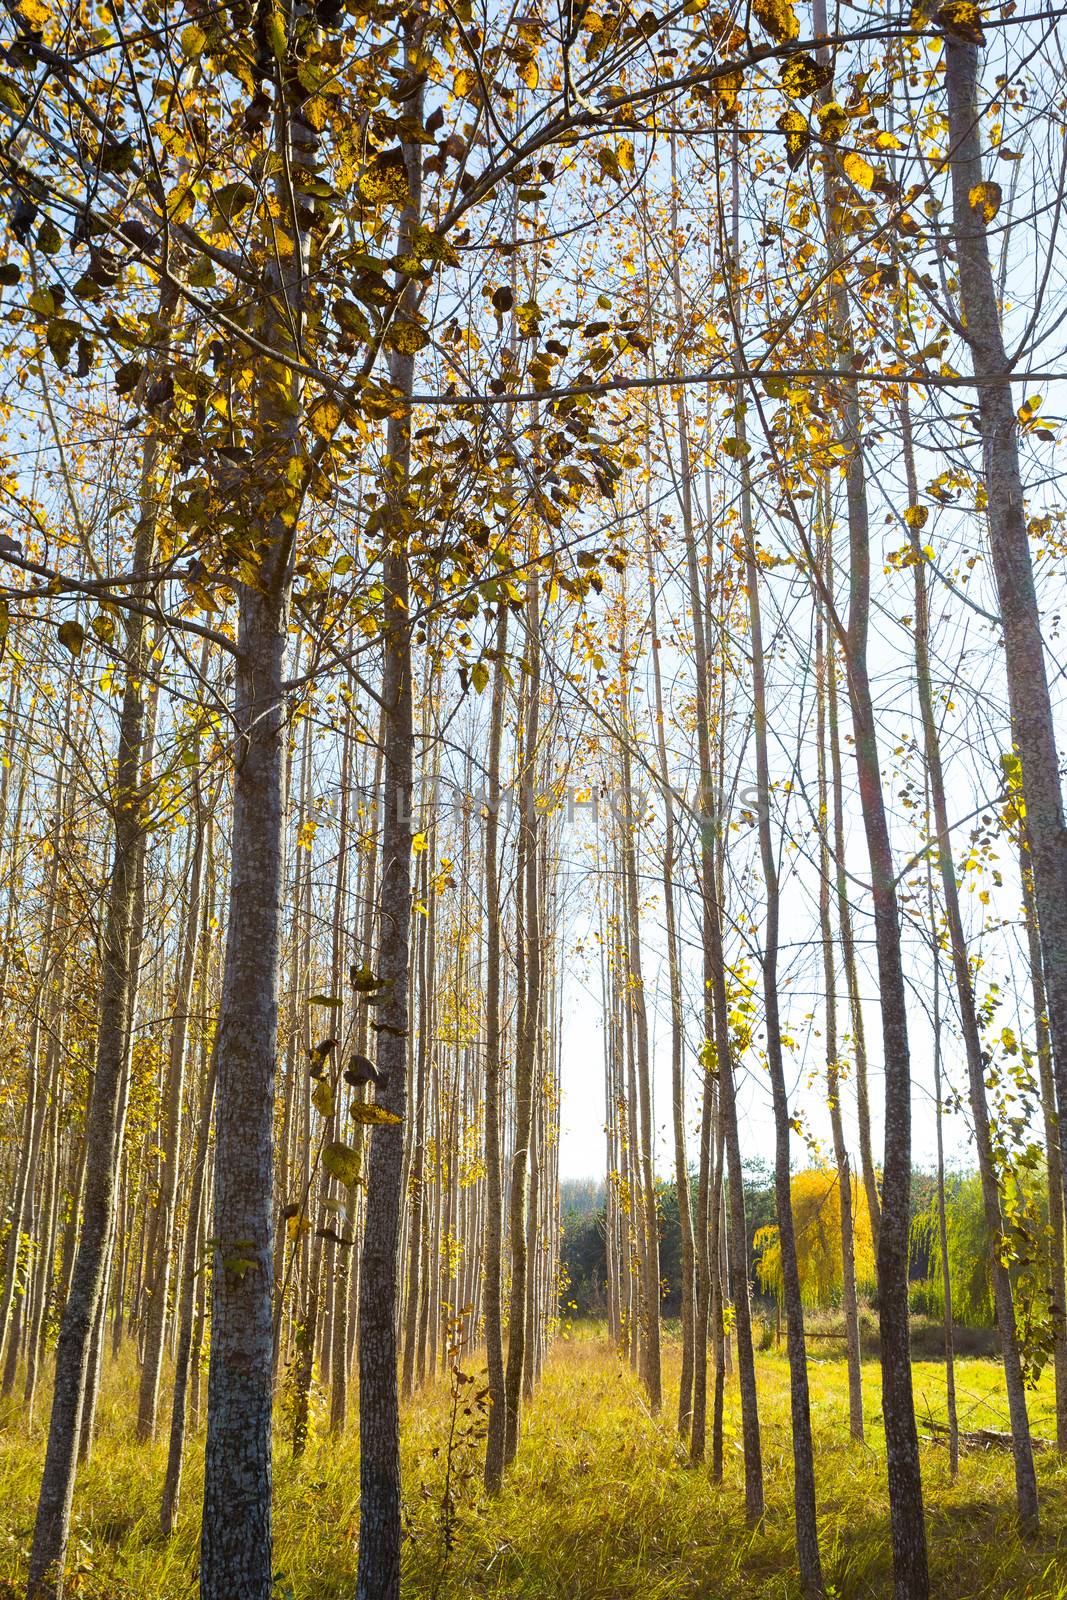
left=161, top=1049, right=218, bottom=1535
left=328, top=689, right=355, bottom=1435
left=354, top=55, right=420, bottom=1600
left=26, top=348, right=166, bottom=1600
left=825, top=603, right=880, bottom=1253
left=803, top=13, right=927, bottom=1574
left=0, top=748, right=67, bottom=1376
left=618, top=642, right=661, bottom=1414
left=504, top=564, right=541, bottom=1465
left=904, top=391, right=1037, bottom=1525
left=815, top=548, right=863, bottom=1443
left=483, top=605, right=509, bottom=1489
left=200, top=580, right=287, bottom=1600
left=137, top=789, right=206, bottom=1440
left=738, top=398, right=821, bottom=1591
left=643, top=516, right=695, bottom=1437
left=200, top=55, right=314, bottom=1593
left=678, top=426, right=761, bottom=1516
left=832, top=342, right=928, bottom=1600
left=944, top=32, right=1067, bottom=1371
left=402, top=845, right=430, bottom=1399
left=1019, top=848, right=1067, bottom=1452
left=926, top=855, right=959, bottom=1479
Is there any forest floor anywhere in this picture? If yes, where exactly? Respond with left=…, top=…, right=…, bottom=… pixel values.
left=0, top=1328, right=1065, bottom=1598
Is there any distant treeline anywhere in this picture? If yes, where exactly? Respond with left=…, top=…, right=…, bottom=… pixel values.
left=560, top=1164, right=1046, bottom=1330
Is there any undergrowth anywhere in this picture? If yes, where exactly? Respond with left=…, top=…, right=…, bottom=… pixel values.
left=0, top=1326, right=1065, bottom=1598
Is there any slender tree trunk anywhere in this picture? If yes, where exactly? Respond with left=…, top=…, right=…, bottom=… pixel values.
left=0, top=757, right=67, bottom=1377
left=1020, top=851, right=1067, bottom=1452
left=801, top=17, right=927, bottom=1574
left=200, top=62, right=315, bottom=1586
left=503, top=563, right=542, bottom=1465
left=138, top=794, right=206, bottom=1440
left=678, top=417, right=761, bottom=1515
left=161, top=1050, right=217, bottom=1535
left=328, top=691, right=355, bottom=1435
left=643, top=516, right=695, bottom=1436
left=483, top=604, right=509, bottom=1490
left=926, top=857, right=959, bottom=1480
left=618, top=652, right=661, bottom=1413
left=200, top=577, right=287, bottom=1600
left=402, top=845, right=430, bottom=1399
left=834, top=353, right=929, bottom=1600
left=904, top=391, right=1037, bottom=1524
left=26, top=356, right=165, bottom=1600
left=815, top=554, right=863, bottom=1442
left=354, top=58, right=420, bottom=1600
left=738, top=395, right=821, bottom=1591
left=825, top=610, right=880, bottom=1254
left=945, top=35, right=1067, bottom=1379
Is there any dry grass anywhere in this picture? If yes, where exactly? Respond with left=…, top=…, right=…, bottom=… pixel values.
left=0, top=1327, right=1065, bottom=1598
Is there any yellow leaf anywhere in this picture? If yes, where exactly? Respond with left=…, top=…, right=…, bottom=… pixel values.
left=905, top=504, right=929, bottom=530
left=17, top=0, right=49, bottom=29
left=780, top=54, right=829, bottom=100
left=349, top=1102, right=403, bottom=1126
left=312, top=1076, right=335, bottom=1119
left=617, top=138, right=636, bottom=175
left=518, top=57, right=539, bottom=90
left=323, top=1141, right=363, bottom=1186
left=57, top=620, right=84, bottom=656
left=412, top=832, right=429, bottom=853
left=968, top=180, right=1002, bottom=223
left=310, top=399, right=342, bottom=440
left=453, top=68, right=479, bottom=99
left=817, top=102, right=849, bottom=143
left=265, top=5, right=287, bottom=61
left=166, top=185, right=194, bottom=226
left=383, top=317, right=429, bottom=356
left=180, top=23, right=206, bottom=56
left=936, top=0, right=986, bottom=44
left=777, top=109, right=811, bottom=170
left=751, top=0, right=799, bottom=41
left=875, top=130, right=905, bottom=149
left=842, top=151, right=875, bottom=190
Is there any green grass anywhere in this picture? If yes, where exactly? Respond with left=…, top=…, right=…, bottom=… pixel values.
left=1, top=1328, right=1067, bottom=1598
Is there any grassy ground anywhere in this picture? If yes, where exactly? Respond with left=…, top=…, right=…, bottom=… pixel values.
left=0, top=1328, right=1066, bottom=1598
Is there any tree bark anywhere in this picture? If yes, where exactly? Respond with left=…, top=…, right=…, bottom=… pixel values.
left=503, top=565, right=541, bottom=1464
left=1020, top=846, right=1067, bottom=1452
left=483, top=603, right=509, bottom=1490
left=833, top=356, right=929, bottom=1600
left=200, top=59, right=313, bottom=1593
left=944, top=34, right=1067, bottom=1394
left=617, top=644, right=661, bottom=1413
left=137, top=790, right=206, bottom=1440
left=926, top=857, right=960, bottom=1480
left=643, top=516, right=695, bottom=1437
left=161, top=1049, right=217, bottom=1535
left=354, top=54, right=420, bottom=1600
left=739, top=404, right=821, bottom=1591
left=26, top=351, right=164, bottom=1600
left=815, top=548, right=863, bottom=1443
left=904, top=389, right=1037, bottom=1525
